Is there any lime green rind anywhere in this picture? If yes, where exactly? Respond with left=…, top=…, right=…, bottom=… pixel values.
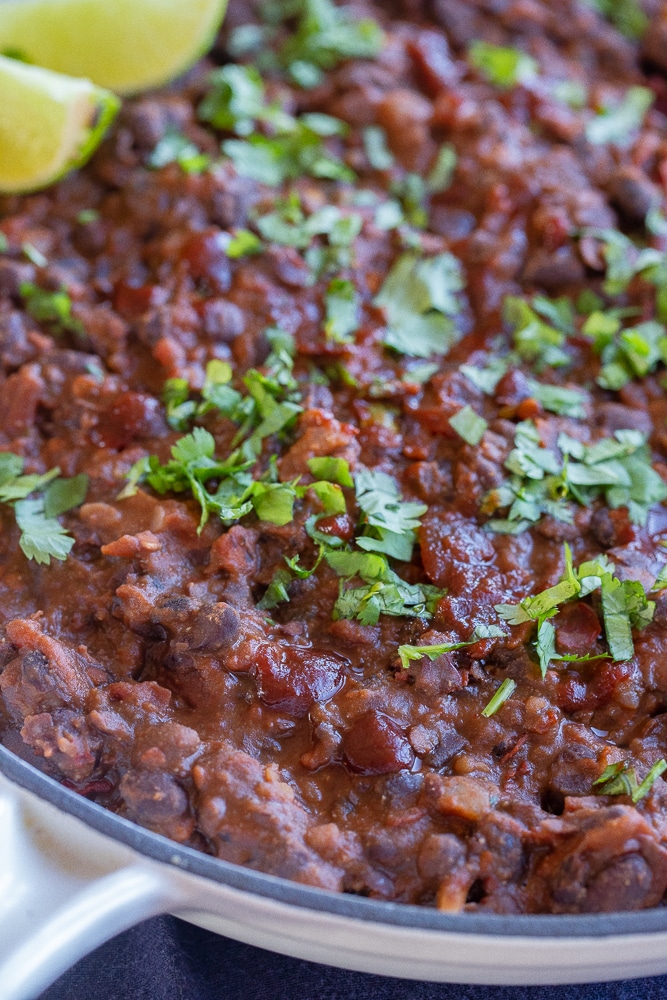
left=0, top=0, right=229, bottom=93
left=75, top=89, right=121, bottom=167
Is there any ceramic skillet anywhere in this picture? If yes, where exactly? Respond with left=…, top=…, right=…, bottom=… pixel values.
left=3, top=745, right=667, bottom=999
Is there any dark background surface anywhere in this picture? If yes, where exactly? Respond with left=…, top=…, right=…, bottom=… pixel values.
left=38, top=916, right=667, bottom=999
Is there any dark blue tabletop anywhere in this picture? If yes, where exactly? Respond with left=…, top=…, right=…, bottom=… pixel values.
left=39, top=916, right=667, bottom=999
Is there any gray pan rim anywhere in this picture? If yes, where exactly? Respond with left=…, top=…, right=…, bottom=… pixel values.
left=3, top=743, right=667, bottom=941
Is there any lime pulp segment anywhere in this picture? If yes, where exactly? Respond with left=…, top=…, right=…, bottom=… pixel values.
left=0, top=55, right=119, bottom=193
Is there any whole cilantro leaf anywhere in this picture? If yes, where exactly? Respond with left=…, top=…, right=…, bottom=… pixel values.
left=375, top=252, right=465, bottom=358
left=15, top=497, right=75, bottom=565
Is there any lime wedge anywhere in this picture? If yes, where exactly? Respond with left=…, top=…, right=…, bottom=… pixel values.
left=0, top=0, right=229, bottom=94
left=0, top=55, right=119, bottom=193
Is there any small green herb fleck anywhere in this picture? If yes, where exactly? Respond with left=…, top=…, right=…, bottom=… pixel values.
left=449, top=405, right=488, bottom=446
left=225, top=229, right=263, bottom=258
left=148, top=129, right=210, bottom=174
left=468, top=40, right=538, bottom=88
left=76, top=209, right=100, bottom=224
left=482, top=678, right=517, bottom=717
left=363, top=126, right=394, bottom=170
left=324, top=278, right=360, bottom=344
left=22, top=242, right=48, bottom=267
left=586, top=86, right=653, bottom=146
left=20, top=282, right=83, bottom=338
left=277, top=0, right=384, bottom=88
left=583, top=0, right=648, bottom=39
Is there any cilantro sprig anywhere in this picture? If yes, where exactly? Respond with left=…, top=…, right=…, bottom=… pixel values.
left=126, top=425, right=346, bottom=534
left=327, top=549, right=443, bottom=626
left=496, top=543, right=656, bottom=672
left=484, top=421, right=667, bottom=533
left=397, top=624, right=505, bottom=670
left=0, top=453, right=87, bottom=564
left=593, top=759, right=667, bottom=802
left=256, top=461, right=440, bottom=625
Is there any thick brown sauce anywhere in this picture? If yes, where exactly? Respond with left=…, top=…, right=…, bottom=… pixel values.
left=3, top=0, right=667, bottom=914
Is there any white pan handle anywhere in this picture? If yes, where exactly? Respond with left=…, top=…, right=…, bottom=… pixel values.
left=0, top=771, right=184, bottom=1000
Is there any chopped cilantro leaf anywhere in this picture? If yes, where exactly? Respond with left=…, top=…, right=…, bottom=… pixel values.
left=257, top=568, right=292, bottom=610
left=496, top=544, right=655, bottom=665
left=528, top=381, right=587, bottom=418
left=43, top=474, right=89, bottom=519
left=163, top=377, right=196, bottom=432
left=198, top=64, right=280, bottom=135
left=354, top=467, right=427, bottom=562
left=363, top=126, right=394, bottom=170
left=554, top=79, right=588, bottom=109
left=223, top=115, right=354, bottom=186
left=391, top=173, right=428, bottom=228
left=324, top=278, right=360, bottom=344
left=308, top=480, right=346, bottom=515
left=427, top=144, right=457, bottom=193
left=376, top=251, right=465, bottom=358
left=15, top=498, right=75, bottom=565
left=460, top=358, right=508, bottom=395
left=634, top=759, right=667, bottom=801
left=484, top=421, right=667, bottom=532
left=285, top=544, right=325, bottom=580
left=653, top=562, right=667, bottom=591
left=402, top=362, right=440, bottom=385
left=583, top=0, right=648, bottom=40
left=496, top=544, right=580, bottom=625
left=534, top=615, right=610, bottom=677
left=248, top=481, right=297, bottom=526
left=148, top=129, right=210, bottom=174
left=449, top=405, right=488, bottom=446
left=600, top=574, right=655, bottom=661
left=328, top=548, right=443, bottom=625
left=468, top=40, right=538, bottom=88
left=535, top=618, right=558, bottom=677
left=277, top=0, right=384, bottom=87
left=505, top=296, right=570, bottom=369
left=586, top=86, right=653, bottom=146
left=226, top=229, right=263, bottom=258
left=594, top=758, right=666, bottom=802
left=20, top=282, right=83, bottom=338
left=583, top=316, right=667, bottom=391
left=22, top=242, right=48, bottom=267
left=0, top=455, right=86, bottom=565
left=77, top=209, right=99, bottom=224
left=307, top=456, right=353, bottom=487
